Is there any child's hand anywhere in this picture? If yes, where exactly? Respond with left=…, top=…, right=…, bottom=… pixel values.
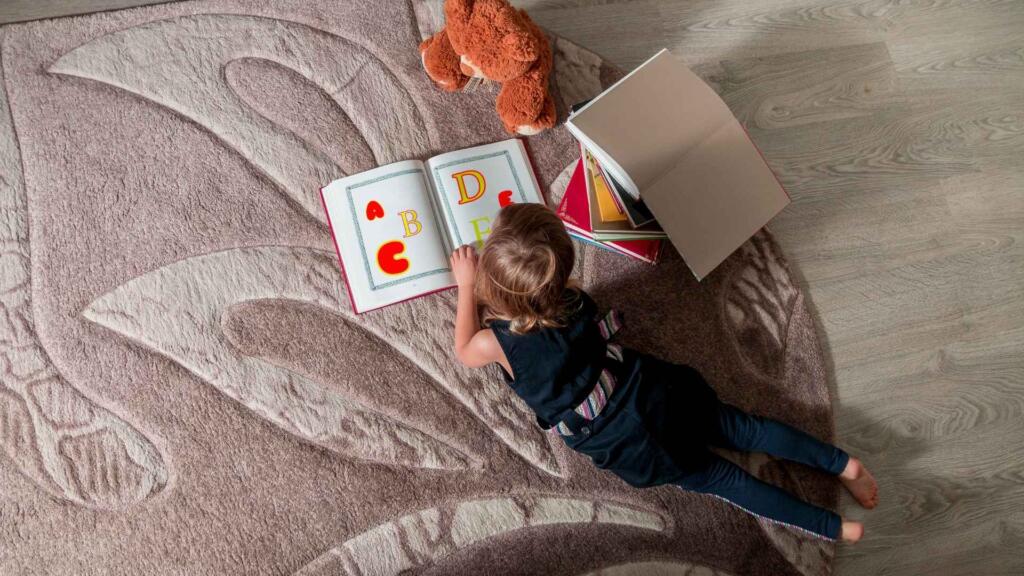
left=450, top=245, right=478, bottom=290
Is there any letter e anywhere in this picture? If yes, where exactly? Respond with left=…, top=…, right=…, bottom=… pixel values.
left=470, top=216, right=492, bottom=249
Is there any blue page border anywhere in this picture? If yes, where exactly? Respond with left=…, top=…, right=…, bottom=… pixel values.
left=431, top=151, right=526, bottom=246
left=346, top=168, right=451, bottom=291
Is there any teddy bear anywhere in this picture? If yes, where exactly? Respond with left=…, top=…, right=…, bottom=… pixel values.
left=419, top=0, right=556, bottom=135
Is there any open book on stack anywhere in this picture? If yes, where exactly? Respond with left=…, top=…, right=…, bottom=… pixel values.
left=564, top=49, right=791, bottom=279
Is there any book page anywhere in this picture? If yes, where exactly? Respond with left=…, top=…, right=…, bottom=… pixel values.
left=427, top=138, right=543, bottom=249
left=585, top=148, right=627, bottom=235
left=642, top=121, right=790, bottom=280
left=598, top=160, right=656, bottom=227
left=320, top=160, right=454, bottom=313
left=592, top=154, right=628, bottom=223
left=584, top=148, right=666, bottom=240
left=567, top=49, right=733, bottom=197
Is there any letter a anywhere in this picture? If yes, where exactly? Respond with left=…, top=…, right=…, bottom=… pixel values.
left=452, top=170, right=486, bottom=205
left=399, top=209, right=422, bottom=238
left=470, top=216, right=492, bottom=249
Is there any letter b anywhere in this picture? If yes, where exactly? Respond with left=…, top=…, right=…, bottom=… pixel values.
left=399, top=209, right=422, bottom=238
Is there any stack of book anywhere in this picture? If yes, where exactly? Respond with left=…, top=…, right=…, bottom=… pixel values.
left=556, top=139, right=665, bottom=264
left=557, top=49, right=791, bottom=279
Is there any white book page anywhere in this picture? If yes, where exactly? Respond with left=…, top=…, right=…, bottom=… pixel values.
left=564, top=49, right=670, bottom=200
left=427, top=138, right=543, bottom=249
left=566, top=49, right=735, bottom=201
left=321, top=160, right=454, bottom=313
left=565, top=124, right=639, bottom=199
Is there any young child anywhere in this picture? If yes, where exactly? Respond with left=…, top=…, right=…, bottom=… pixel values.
left=450, top=203, right=878, bottom=543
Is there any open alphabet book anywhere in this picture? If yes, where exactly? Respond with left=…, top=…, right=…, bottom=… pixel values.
left=320, top=139, right=543, bottom=313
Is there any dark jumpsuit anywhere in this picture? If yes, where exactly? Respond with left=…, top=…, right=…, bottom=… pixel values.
left=490, top=290, right=850, bottom=540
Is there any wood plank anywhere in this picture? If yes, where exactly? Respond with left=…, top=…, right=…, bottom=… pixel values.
left=657, top=0, right=888, bottom=65
left=698, top=42, right=900, bottom=131
left=526, top=0, right=671, bottom=68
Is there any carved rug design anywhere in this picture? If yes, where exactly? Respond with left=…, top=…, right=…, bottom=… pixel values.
left=0, top=1, right=837, bottom=574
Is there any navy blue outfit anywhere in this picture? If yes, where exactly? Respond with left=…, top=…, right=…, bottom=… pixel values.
left=490, top=289, right=850, bottom=540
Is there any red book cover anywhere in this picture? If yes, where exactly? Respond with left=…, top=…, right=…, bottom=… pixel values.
left=557, top=155, right=663, bottom=264
left=556, top=158, right=590, bottom=230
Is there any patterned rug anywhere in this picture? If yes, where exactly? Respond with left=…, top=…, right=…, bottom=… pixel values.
left=0, top=1, right=839, bottom=574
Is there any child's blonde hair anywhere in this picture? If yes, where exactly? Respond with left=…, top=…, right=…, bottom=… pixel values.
left=476, top=203, right=579, bottom=334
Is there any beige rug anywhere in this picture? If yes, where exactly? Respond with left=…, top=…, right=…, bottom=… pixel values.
left=0, top=1, right=839, bottom=574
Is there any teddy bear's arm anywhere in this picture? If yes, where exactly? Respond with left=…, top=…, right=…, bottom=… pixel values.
left=420, top=29, right=470, bottom=92
left=496, top=74, right=556, bottom=135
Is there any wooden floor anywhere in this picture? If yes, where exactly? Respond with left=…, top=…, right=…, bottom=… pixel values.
left=3, top=1, right=1023, bottom=574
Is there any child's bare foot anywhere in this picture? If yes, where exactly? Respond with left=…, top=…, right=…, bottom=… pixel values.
left=841, top=520, right=864, bottom=543
left=840, top=457, right=879, bottom=509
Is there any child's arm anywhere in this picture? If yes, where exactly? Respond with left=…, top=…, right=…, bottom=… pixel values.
left=450, top=246, right=513, bottom=375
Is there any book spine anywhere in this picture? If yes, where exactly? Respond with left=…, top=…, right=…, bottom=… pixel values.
left=319, top=187, right=362, bottom=315
left=568, top=232, right=658, bottom=264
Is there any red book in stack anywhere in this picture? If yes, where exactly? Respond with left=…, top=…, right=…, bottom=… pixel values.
left=556, top=157, right=663, bottom=264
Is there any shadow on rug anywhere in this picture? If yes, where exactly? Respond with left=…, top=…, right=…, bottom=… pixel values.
left=0, top=0, right=837, bottom=574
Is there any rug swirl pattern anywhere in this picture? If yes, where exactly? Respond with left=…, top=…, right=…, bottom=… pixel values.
left=0, top=1, right=837, bottom=574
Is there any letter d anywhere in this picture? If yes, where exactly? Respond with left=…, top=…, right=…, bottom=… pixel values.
left=452, top=170, right=486, bottom=205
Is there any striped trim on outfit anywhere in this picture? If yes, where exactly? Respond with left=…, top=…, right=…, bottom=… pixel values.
left=553, top=421, right=574, bottom=436
left=548, top=311, right=623, bottom=437
left=574, top=368, right=617, bottom=420
left=596, top=309, right=623, bottom=340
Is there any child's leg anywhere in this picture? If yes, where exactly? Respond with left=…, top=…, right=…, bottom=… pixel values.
left=708, top=402, right=849, bottom=476
left=677, top=453, right=842, bottom=540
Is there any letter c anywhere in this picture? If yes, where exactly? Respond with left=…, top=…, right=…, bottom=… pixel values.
left=376, top=240, right=410, bottom=275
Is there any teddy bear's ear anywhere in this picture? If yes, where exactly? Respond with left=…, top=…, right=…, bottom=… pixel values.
left=445, top=0, right=474, bottom=22
left=502, top=31, right=539, bottom=62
